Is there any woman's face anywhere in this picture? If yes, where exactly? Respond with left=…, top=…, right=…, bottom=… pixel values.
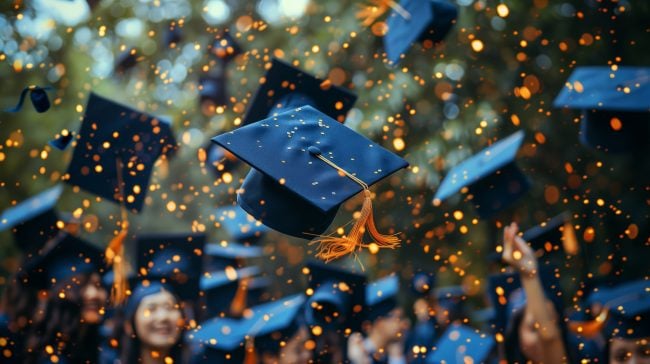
left=134, top=290, right=183, bottom=351
left=609, top=337, right=650, bottom=364
left=80, top=272, right=108, bottom=324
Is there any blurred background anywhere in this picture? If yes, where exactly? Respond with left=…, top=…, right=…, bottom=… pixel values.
left=0, top=0, right=648, bottom=317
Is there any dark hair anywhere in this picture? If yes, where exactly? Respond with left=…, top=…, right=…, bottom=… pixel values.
left=23, top=273, right=102, bottom=364
left=119, top=285, right=189, bottom=364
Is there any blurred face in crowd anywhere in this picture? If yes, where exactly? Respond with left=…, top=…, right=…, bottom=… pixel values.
left=277, top=327, right=312, bottom=364
left=609, top=337, right=650, bottom=364
left=374, top=307, right=408, bottom=343
left=80, top=272, right=108, bottom=324
left=518, top=301, right=560, bottom=362
left=134, top=290, right=183, bottom=351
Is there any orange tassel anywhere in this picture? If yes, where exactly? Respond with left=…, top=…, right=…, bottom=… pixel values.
left=229, top=277, right=249, bottom=317
left=243, top=337, right=257, bottom=364
left=311, top=189, right=400, bottom=263
left=106, top=220, right=129, bottom=305
left=567, top=309, right=609, bottom=337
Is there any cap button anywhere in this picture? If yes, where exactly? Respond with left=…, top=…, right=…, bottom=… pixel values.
left=307, top=146, right=321, bottom=156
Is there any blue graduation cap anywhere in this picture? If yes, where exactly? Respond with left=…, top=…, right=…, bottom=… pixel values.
left=200, top=266, right=261, bottom=320
left=0, top=185, right=63, bottom=254
left=433, top=131, right=529, bottom=219
left=114, top=47, right=141, bottom=74
left=425, top=323, right=495, bottom=364
left=523, top=212, right=579, bottom=262
left=199, top=75, right=228, bottom=107
left=135, top=232, right=206, bottom=301
left=242, top=58, right=357, bottom=126
left=384, top=0, right=458, bottom=66
left=211, top=31, right=242, bottom=64
left=212, top=106, right=408, bottom=244
left=6, top=85, right=52, bottom=113
left=49, top=129, right=75, bottom=151
left=124, top=277, right=182, bottom=318
left=247, top=294, right=306, bottom=356
left=212, top=206, right=269, bottom=243
left=365, top=275, right=399, bottom=321
left=23, top=232, right=105, bottom=290
left=65, top=92, right=177, bottom=213
left=553, top=66, right=650, bottom=153
left=204, top=241, right=264, bottom=271
left=187, top=316, right=247, bottom=363
left=304, top=261, right=367, bottom=332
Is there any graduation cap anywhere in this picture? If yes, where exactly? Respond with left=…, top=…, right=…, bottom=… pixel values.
left=211, top=31, right=242, bottom=64
left=212, top=106, right=408, bottom=259
left=304, top=261, right=367, bottom=332
left=553, top=66, right=650, bottom=153
left=383, top=0, right=457, bottom=66
left=135, top=232, right=206, bottom=301
left=213, top=206, right=269, bottom=243
left=204, top=241, right=263, bottom=271
left=200, top=266, right=261, bottom=320
left=199, top=75, right=228, bottom=107
left=124, top=277, right=182, bottom=318
left=0, top=185, right=63, bottom=254
left=65, top=92, right=177, bottom=212
left=6, top=85, right=52, bottom=113
left=49, top=129, right=75, bottom=151
left=24, top=232, right=104, bottom=290
left=187, top=316, right=247, bottom=363
left=487, top=266, right=563, bottom=335
left=242, top=58, right=357, bottom=126
left=433, top=131, right=529, bottom=219
left=522, top=212, right=579, bottom=260
left=365, top=275, right=399, bottom=321
left=114, top=48, right=141, bottom=74
left=425, top=323, right=495, bottom=364
left=247, top=294, right=307, bottom=356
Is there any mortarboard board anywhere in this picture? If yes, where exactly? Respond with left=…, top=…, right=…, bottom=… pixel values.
left=425, top=323, right=495, bottom=364
left=553, top=66, right=650, bottom=153
left=383, top=0, right=458, bottom=66
left=411, top=271, right=436, bottom=296
left=24, top=232, right=104, bottom=290
left=487, top=266, right=563, bottom=335
left=204, top=241, right=263, bottom=271
left=210, top=31, right=242, bottom=64
left=242, top=58, right=357, bottom=125
left=247, top=294, right=306, bottom=355
left=199, top=75, right=228, bottom=107
left=433, top=131, right=529, bottom=219
left=212, top=106, right=408, bottom=252
left=212, top=206, right=269, bottom=243
left=304, top=261, right=366, bottom=332
left=0, top=185, right=63, bottom=254
left=49, top=129, right=75, bottom=151
left=187, top=317, right=247, bottom=363
left=5, top=85, right=53, bottom=113
left=522, top=212, right=579, bottom=261
left=135, top=232, right=206, bottom=301
left=114, top=48, right=141, bottom=74
left=65, top=92, right=177, bottom=212
left=365, top=275, right=399, bottom=321
left=200, top=266, right=261, bottom=320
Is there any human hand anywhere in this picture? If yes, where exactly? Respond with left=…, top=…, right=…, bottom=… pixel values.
left=502, top=222, right=538, bottom=277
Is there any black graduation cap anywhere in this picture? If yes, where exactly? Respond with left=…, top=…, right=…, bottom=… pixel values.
left=304, top=261, right=367, bottom=332
left=49, top=129, right=75, bottom=151
left=0, top=185, right=63, bottom=254
left=242, top=58, right=357, bottom=126
left=24, top=232, right=104, bottom=290
left=247, top=294, right=306, bottom=356
left=65, top=92, right=177, bottom=212
left=487, top=266, right=563, bottom=335
left=212, top=106, right=408, bottom=241
left=210, top=31, right=242, bottom=64
left=383, top=0, right=458, bottom=66
left=186, top=317, right=247, bottom=363
left=204, top=241, right=263, bottom=271
left=200, top=266, right=261, bottom=320
left=433, top=131, right=529, bottom=219
left=522, top=212, right=579, bottom=260
left=6, top=86, right=52, bottom=113
left=199, top=75, right=228, bottom=107
left=135, top=232, right=206, bottom=301
left=114, top=48, right=141, bottom=74
left=553, top=66, right=650, bottom=153
left=365, top=275, right=399, bottom=321
left=424, top=323, right=495, bottom=364
left=212, top=206, right=270, bottom=243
